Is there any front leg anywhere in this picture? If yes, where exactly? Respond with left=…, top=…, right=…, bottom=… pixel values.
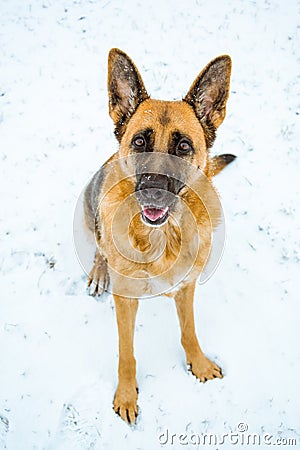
left=174, top=281, right=223, bottom=382
left=113, top=295, right=139, bottom=424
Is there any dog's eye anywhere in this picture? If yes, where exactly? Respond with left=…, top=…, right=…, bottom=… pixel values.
left=132, top=136, right=146, bottom=149
left=178, top=140, right=192, bottom=154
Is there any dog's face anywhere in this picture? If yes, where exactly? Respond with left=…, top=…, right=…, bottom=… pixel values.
left=107, top=49, right=231, bottom=226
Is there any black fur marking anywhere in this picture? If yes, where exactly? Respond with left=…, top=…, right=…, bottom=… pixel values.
left=131, top=128, right=154, bottom=152
left=159, top=106, right=171, bottom=126
left=168, top=131, right=194, bottom=156
left=219, top=153, right=236, bottom=164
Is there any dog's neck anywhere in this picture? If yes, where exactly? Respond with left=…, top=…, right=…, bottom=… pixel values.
left=129, top=213, right=182, bottom=263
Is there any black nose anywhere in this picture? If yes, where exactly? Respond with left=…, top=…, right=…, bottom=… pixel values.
left=135, top=173, right=176, bottom=207
left=141, top=188, right=163, bottom=201
left=136, top=187, right=168, bottom=205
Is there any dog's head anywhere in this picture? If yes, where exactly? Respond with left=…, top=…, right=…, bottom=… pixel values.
left=107, top=49, right=231, bottom=227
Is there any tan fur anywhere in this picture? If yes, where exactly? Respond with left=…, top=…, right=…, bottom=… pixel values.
left=84, top=49, right=235, bottom=424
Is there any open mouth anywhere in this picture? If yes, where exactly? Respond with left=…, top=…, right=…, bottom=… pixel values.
left=141, top=206, right=169, bottom=226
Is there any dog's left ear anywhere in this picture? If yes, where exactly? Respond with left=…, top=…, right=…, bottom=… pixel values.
left=108, top=48, right=149, bottom=139
left=184, top=55, right=232, bottom=147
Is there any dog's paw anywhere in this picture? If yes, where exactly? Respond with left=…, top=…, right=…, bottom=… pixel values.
left=87, top=258, right=110, bottom=297
left=188, top=355, right=223, bottom=383
left=113, top=383, right=139, bottom=425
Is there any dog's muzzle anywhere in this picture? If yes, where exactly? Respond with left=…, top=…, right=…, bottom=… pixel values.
left=135, top=173, right=183, bottom=226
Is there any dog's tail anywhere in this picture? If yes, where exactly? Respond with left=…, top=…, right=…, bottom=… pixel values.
left=209, top=154, right=236, bottom=177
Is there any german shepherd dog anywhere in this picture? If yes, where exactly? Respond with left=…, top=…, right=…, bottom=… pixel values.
left=84, top=49, right=235, bottom=424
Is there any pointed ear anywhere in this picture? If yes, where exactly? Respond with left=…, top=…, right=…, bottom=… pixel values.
left=184, top=55, right=232, bottom=147
left=108, top=48, right=149, bottom=139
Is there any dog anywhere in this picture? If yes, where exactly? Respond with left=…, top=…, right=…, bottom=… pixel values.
left=83, top=48, right=235, bottom=424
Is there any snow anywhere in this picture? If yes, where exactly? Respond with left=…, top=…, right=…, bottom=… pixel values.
left=1, top=0, right=299, bottom=448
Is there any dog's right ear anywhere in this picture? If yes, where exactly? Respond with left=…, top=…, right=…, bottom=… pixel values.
left=108, top=48, right=149, bottom=139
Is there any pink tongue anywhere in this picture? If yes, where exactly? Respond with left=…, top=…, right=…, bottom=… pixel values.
left=143, top=207, right=166, bottom=221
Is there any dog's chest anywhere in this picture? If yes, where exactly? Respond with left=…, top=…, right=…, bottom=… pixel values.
left=133, top=231, right=201, bottom=296
left=106, top=217, right=206, bottom=298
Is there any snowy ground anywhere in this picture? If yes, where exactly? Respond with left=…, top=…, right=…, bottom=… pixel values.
left=1, top=0, right=300, bottom=449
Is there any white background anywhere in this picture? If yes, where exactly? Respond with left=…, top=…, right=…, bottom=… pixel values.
left=0, top=0, right=299, bottom=448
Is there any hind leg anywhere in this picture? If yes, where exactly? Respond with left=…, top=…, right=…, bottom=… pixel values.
left=87, top=249, right=110, bottom=296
